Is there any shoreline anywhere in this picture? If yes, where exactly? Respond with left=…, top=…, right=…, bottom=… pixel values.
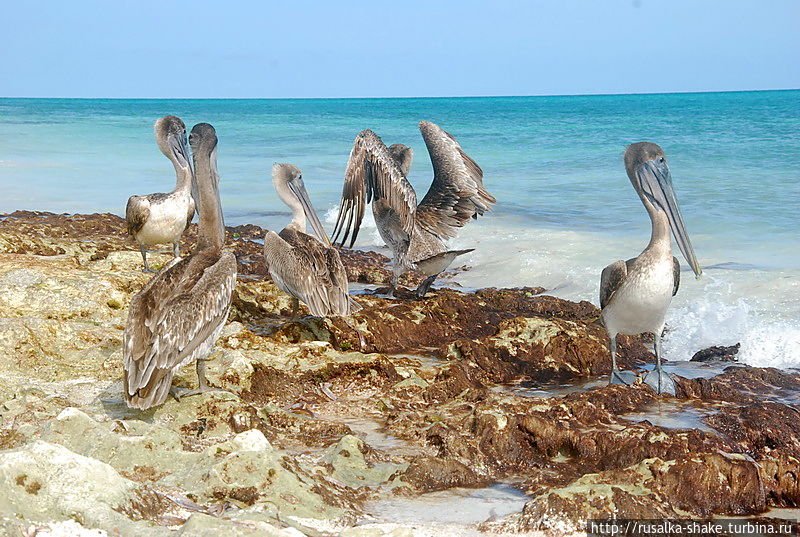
left=0, top=211, right=798, bottom=536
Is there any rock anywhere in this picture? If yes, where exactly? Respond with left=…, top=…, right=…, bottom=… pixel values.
left=175, top=513, right=303, bottom=537
left=0, top=441, right=156, bottom=536
left=2, top=211, right=800, bottom=535
left=691, top=343, right=740, bottom=362
left=319, top=435, right=406, bottom=489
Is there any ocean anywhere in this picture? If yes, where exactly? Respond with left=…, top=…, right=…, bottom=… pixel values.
left=1, top=91, right=798, bottom=369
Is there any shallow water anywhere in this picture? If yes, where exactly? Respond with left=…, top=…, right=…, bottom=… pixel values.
left=619, top=401, right=719, bottom=433
left=366, top=483, right=530, bottom=526
left=1, top=92, right=798, bottom=369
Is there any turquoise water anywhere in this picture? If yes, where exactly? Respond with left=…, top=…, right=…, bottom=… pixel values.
left=1, top=92, right=798, bottom=367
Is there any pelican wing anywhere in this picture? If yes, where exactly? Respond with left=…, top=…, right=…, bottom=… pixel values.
left=123, top=250, right=237, bottom=409
left=415, top=121, right=496, bottom=240
left=599, top=259, right=631, bottom=309
left=265, top=228, right=357, bottom=317
left=126, top=195, right=150, bottom=237
left=673, top=256, right=680, bottom=296
left=331, top=129, right=417, bottom=248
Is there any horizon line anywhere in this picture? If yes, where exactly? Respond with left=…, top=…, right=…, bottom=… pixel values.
left=1, top=88, right=798, bottom=101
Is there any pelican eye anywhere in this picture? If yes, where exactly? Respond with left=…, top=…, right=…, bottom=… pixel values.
left=658, top=157, right=665, bottom=163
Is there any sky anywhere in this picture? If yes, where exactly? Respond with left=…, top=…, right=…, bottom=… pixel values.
left=2, top=0, right=799, bottom=98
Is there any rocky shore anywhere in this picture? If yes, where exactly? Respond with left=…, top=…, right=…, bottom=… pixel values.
left=0, top=211, right=797, bottom=537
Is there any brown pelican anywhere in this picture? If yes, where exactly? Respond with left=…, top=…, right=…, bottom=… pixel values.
left=264, top=163, right=361, bottom=317
left=600, top=142, right=702, bottom=395
left=123, top=123, right=237, bottom=410
left=331, top=121, right=495, bottom=297
left=126, top=116, right=196, bottom=272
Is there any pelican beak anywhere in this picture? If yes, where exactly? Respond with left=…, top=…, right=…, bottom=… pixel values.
left=288, top=177, right=331, bottom=246
left=636, top=158, right=702, bottom=278
left=169, top=130, right=192, bottom=170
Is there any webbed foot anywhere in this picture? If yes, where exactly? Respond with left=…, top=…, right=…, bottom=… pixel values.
left=643, top=368, right=677, bottom=395
left=609, top=368, right=638, bottom=386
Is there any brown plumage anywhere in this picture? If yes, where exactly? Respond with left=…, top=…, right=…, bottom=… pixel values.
left=123, top=122, right=236, bottom=410
left=331, top=121, right=495, bottom=295
left=264, top=163, right=360, bottom=317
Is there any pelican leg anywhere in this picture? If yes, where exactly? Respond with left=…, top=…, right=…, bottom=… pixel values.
left=140, top=245, right=156, bottom=273
left=172, top=241, right=180, bottom=258
left=290, top=297, right=300, bottom=319
left=608, top=334, right=637, bottom=386
left=644, top=330, right=677, bottom=395
left=415, top=275, right=436, bottom=298
left=176, top=359, right=231, bottom=400
left=386, top=275, right=398, bottom=298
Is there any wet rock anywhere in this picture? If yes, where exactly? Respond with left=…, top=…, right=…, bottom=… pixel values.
left=691, top=343, right=740, bottom=362
left=397, top=455, right=489, bottom=493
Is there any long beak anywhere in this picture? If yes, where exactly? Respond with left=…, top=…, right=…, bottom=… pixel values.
left=169, top=130, right=192, bottom=171
left=288, top=178, right=331, bottom=246
left=636, top=159, right=702, bottom=278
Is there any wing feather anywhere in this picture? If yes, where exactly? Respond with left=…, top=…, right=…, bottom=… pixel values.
left=599, top=260, right=628, bottom=310
left=266, top=228, right=356, bottom=317
left=673, top=256, right=681, bottom=296
left=126, top=196, right=150, bottom=237
left=415, top=121, right=496, bottom=240
left=331, top=130, right=417, bottom=249
left=123, top=250, right=237, bottom=409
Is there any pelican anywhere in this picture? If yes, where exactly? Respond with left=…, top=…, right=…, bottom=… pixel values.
left=126, top=116, right=196, bottom=272
left=264, top=163, right=360, bottom=318
left=600, top=142, right=702, bottom=395
left=123, top=123, right=237, bottom=410
left=331, top=121, right=495, bottom=297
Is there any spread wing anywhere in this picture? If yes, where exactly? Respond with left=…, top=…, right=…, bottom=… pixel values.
left=673, top=256, right=680, bottom=296
left=331, top=129, right=417, bottom=249
left=126, top=196, right=150, bottom=237
left=265, top=229, right=358, bottom=317
left=415, top=121, right=496, bottom=240
left=599, top=259, right=631, bottom=309
left=123, top=250, right=237, bottom=409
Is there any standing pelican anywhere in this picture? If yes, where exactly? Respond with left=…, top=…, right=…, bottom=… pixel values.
left=600, top=142, right=702, bottom=395
left=123, top=123, right=236, bottom=410
left=126, top=116, right=196, bottom=272
left=332, top=121, right=495, bottom=297
left=264, top=163, right=360, bottom=318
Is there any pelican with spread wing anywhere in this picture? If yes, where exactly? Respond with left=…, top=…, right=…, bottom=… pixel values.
left=331, top=121, right=495, bottom=297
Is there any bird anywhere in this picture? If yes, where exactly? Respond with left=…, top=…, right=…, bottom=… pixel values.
left=123, top=123, right=237, bottom=410
left=331, top=121, right=495, bottom=297
left=126, top=115, right=196, bottom=272
left=264, top=163, right=361, bottom=318
left=599, top=142, right=702, bottom=395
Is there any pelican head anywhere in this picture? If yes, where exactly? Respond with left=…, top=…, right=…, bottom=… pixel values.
left=272, top=163, right=330, bottom=245
left=625, top=142, right=701, bottom=277
left=155, top=116, right=190, bottom=169
left=388, top=144, right=414, bottom=176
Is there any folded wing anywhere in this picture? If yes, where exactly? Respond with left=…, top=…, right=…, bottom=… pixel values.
left=123, top=251, right=237, bottom=409
left=265, top=228, right=357, bottom=317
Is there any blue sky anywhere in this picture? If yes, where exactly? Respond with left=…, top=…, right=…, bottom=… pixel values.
left=3, top=0, right=798, bottom=98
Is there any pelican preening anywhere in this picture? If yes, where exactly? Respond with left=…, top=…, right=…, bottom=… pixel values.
left=264, top=163, right=361, bottom=318
left=600, top=142, right=702, bottom=395
left=126, top=116, right=196, bottom=272
left=331, top=121, right=496, bottom=297
left=123, top=123, right=236, bottom=410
